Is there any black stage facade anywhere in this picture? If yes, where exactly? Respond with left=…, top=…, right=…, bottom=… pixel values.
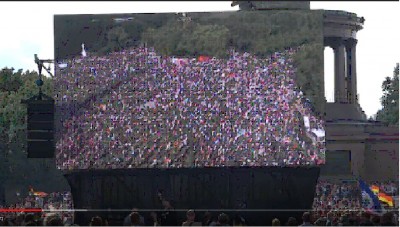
left=65, top=166, right=320, bottom=225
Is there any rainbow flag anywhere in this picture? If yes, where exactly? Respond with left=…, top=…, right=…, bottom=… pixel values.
left=33, top=191, right=48, bottom=197
left=370, top=185, right=380, bottom=194
left=359, top=180, right=382, bottom=214
left=378, top=192, right=394, bottom=207
left=29, top=186, right=48, bottom=198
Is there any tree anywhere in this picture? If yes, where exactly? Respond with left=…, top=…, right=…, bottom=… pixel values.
left=0, top=68, right=68, bottom=203
left=376, top=63, right=399, bottom=126
left=0, top=68, right=23, bottom=93
left=103, top=26, right=129, bottom=53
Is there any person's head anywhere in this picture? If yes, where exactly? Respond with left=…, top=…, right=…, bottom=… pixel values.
left=162, top=199, right=173, bottom=209
left=25, top=213, right=35, bottom=224
left=286, top=217, right=297, bottom=226
left=302, top=212, right=311, bottom=223
left=271, top=218, right=280, bottom=226
left=360, top=211, right=370, bottom=222
left=204, top=211, right=212, bottom=220
left=314, top=217, right=326, bottom=226
left=26, top=221, right=37, bottom=226
left=90, top=216, right=103, bottom=226
left=218, top=213, right=229, bottom=225
left=370, top=215, right=380, bottom=225
left=130, top=212, right=141, bottom=225
left=47, top=216, right=63, bottom=226
left=381, top=212, right=395, bottom=226
left=327, top=211, right=334, bottom=220
left=16, top=213, right=26, bottom=224
left=339, top=214, right=349, bottom=225
left=186, top=210, right=195, bottom=222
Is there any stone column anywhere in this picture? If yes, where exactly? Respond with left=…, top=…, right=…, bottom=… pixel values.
left=331, top=38, right=347, bottom=103
left=345, top=39, right=358, bottom=104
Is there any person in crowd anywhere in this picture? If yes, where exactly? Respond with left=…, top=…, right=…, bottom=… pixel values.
left=380, top=212, right=396, bottom=226
left=89, top=216, right=104, bottom=226
left=370, top=215, right=380, bottom=226
left=123, top=208, right=144, bottom=226
left=285, top=217, right=298, bottom=226
left=46, top=215, right=64, bottom=226
left=160, top=199, right=178, bottom=226
left=359, top=212, right=373, bottom=226
left=24, top=213, right=37, bottom=226
left=271, top=218, right=281, bottom=226
left=299, top=212, right=313, bottom=226
left=203, top=211, right=217, bottom=226
left=130, top=212, right=141, bottom=226
left=216, top=213, right=230, bottom=226
left=182, top=209, right=201, bottom=226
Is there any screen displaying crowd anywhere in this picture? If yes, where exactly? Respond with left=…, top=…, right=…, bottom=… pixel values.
left=54, top=45, right=325, bottom=169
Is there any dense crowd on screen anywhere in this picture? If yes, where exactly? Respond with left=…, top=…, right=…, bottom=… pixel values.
left=54, top=46, right=325, bottom=169
left=0, top=181, right=398, bottom=226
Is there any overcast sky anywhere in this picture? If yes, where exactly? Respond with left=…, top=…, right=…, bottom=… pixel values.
left=0, top=1, right=398, bottom=118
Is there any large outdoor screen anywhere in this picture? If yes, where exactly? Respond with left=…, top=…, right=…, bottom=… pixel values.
left=54, top=10, right=326, bottom=169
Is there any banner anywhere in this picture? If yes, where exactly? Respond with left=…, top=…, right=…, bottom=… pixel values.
left=359, top=180, right=382, bottom=214
left=378, top=192, right=394, bottom=207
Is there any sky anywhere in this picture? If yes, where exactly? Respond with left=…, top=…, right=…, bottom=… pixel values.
left=0, top=1, right=398, bottom=118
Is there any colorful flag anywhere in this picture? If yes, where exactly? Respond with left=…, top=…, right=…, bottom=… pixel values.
left=371, top=185, right=380, bottom=194
left=33, top=191, right=48, bottom=197
left=359, top=179, right=382, bottom=214
left=29, top=186, right=48, bottom=197
left=378, top=192, right=394, bottom=207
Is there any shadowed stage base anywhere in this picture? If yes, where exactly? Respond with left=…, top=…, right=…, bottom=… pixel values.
left=65, top=166, right=320, bottom=225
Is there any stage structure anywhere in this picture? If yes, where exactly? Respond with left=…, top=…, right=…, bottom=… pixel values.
left=65, top=167, right=320, bottom=225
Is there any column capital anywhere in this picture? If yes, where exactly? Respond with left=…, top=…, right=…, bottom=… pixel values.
left=344, top=38, right=358, bottom=49
left=324, top=37, right=345, bottom=50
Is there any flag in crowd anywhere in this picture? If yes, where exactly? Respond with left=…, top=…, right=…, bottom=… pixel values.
left=359, top=179, right=383, bottom=214
left=378, top=192, right=394, bottom=207
left=371, top=185, right=380, bottom=194
left=29, top=186, right=49, bottom=198
left=369, top=184, right=395, bottom=207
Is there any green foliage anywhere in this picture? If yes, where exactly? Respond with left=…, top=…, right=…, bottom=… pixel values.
left=376, top=63, right=399, bottom=126
left=142, top=10, right=323, bottom=59
left=0, top=68, right=23, bottom=93
left=102, top=26, right=130, bottom=53
left=0, top=68, right=68, bottom=197
left=292, top=43, right=325, bottom=116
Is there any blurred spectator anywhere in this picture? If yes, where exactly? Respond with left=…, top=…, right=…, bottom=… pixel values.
left=203, top=211, right=217, bottom=226
left=89, top=216, right=103, bottom=226
left=182, top=209, right=201, bottom=226
left=160, top=199, right=178, bottom=226
left=123, top=209, right=144, bottom=226
left=359, top=212, right=373, bottom=226
left=271, top=218, right=281, bottom=226
left=130, top=212, right=141, bottom=226
left=285, top=216, right=298, bottom=226
left=299, top=212, right=313, bottom=226
left=380, top=212, right=396, bottom=226
left=217, top=213, right=230, bottom=226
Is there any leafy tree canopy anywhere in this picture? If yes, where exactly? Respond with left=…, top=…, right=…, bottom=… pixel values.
left=376, top=63, right=399, bottom=126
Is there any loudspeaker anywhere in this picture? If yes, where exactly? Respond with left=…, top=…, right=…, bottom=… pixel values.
left=27, top=99, right=55, bottom=158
